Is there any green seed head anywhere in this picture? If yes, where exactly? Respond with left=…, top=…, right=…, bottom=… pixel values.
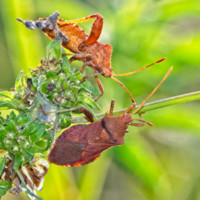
left=23, top=141, right=30, bottom=148
left=13, top=146, right=19, bottom=152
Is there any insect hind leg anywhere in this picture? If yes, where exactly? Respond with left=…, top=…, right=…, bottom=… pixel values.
left=111, top=76, right=135, bottom=103
left=59, top=14, right=103, bottom=46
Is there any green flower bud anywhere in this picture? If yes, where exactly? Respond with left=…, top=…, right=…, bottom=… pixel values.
left=23, top=141, right=30, bottom=148
left=62, top=81, right=69, bottom=90
left=7, top=132, right=14, bottom=138
left=4, top=138, right=12, bottom=146
left=55, top=82, right=62, bottom=89
left=58, top=72, right=66, bottom=82
left=54, top=96, right=62, bottom=103
left=17, top=136, right=25, bottom=143
left=13, top=146, right=19, bottom=152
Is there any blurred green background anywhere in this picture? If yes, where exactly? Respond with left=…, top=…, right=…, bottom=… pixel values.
left=1, top=0, right=200, bottom=199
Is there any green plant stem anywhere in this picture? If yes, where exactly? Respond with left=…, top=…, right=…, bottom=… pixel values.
left=128, top=91, right=200, bottom=114
left=71, top=91, right=200, bottom=123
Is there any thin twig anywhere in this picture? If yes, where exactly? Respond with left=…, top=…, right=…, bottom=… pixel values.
left=71, top=91, right=200, bottom=123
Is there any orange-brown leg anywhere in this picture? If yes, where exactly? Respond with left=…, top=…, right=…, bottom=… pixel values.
left=94, top=75, right=104, bottom=101
left=40, top=104, right=94, bottom=122
left=79, top=107, right=94, bottom=122
left=82, top=14, right=103, bottom=46
left=78, top=68, right=104, bottom=102
left=111, top=76, right=135, bottom=103
left=80, top=64, right=87, bottom=73
left=58, top=14, right=103, bottom=46
left=109, top=100, right=115, bottom=116
left=69, top=53, right=90, bottom=64
left=81, top=70, right=100, bottom=82
left=122, top=103, right=136, bottom=115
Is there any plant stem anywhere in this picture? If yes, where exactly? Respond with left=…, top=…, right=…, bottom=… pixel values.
left=71, top=91, right=200, bottom=123
left=134, top=91, right=200, bottom=114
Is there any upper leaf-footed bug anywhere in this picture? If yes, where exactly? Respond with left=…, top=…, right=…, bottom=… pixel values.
left=17, top=12, right=166, bottom=102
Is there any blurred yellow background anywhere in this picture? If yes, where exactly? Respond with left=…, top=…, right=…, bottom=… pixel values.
left=1, top=0, right=200, bottom=199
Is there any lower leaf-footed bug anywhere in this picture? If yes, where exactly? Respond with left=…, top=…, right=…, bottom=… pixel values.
left=48, top=67, right=173, bottom=166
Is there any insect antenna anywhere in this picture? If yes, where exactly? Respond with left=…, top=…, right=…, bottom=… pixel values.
left=131, top=66, right=173, bottom=115
left=112, top=58, right=166, bottom=77
left=130, top=118, right=153, bottom=127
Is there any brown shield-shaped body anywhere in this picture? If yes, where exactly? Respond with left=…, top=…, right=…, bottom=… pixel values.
left=48, top=114, right=132, bottom=166
left=39, top=17, right=113, bottom=77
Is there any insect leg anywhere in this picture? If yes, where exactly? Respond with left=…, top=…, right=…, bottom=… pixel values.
left=81, top=14, right=103, bottom=46
left=109, top=100, right=115, bottom=116
left=122, top=103, right=136, bottom=115
left=80, top=64, right=87, bottom=73
left=79, top=69, right=104, bottom=102
left=81, top=71, right=100, bottom=82
left=69, top=53, right=90, bottom=64
left=111, top=76, right=135, bottom=103
left=94, top=75, right=104, bottom=102
left=79, top=107, right=94, bottom=122
left=59, top=14, right=103, bottom=46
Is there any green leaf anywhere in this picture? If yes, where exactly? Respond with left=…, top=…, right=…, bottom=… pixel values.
left=0, top=101, right=16, bottom=110
left=35, top=124, right=46, bottom=139
left=30, top=122, right=41, bottom=134
left=29, top=123, right=46, bottom=143
left=60, top=113, right=71, bottom=129
left=6, top=120, right=17, bottom=133
left=22, top=149, right=34, bottom=162
left=14, top=71, right=24, bottom=91
left=31, top=75, right=38, bottom=88
left=47, top=40, right=62, bottom=61
left=46, top=71, right=57, bottom=79
left=0, top=91, right=13, bottom=100
left=0, top=156, right=6, bottom=177
left=58, top=72, right=66, bottom=83
left=13, top=153, right=23, bottom=171
left=40, top=82, right=49, bottom=94
left=62, top=101, right=72, bottom=108
left=33, top=135, right=51, bottom=153
left=75, top=71, right=83, bottom=81
left=81, top=81, right=100, bottom=97
left=9, top=111, right=16, bottom=119
left=0, top=130, right=7, bottom=148
left=16, top=113, right=31, bottom=125
left=0, top=181, right=12, bottom=197
left=81, top=96, right=100, bottom=110
left=20, top=125, right=30, bottom=136
left=25, top=147, right=34, bottom=158
left=61, top=51, right=71, bottom=72
left=34, top=140, right=48, bottom=151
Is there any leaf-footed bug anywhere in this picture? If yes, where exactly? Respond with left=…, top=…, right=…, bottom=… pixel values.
left=48, top=67, right=173, bottom=166
left=17, top=12, right=166, bottom=102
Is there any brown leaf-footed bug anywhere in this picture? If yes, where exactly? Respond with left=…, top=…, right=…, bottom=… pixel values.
left=48, top=67, right=173, bottom=167
left=17, top=12, right=166, bottom=102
